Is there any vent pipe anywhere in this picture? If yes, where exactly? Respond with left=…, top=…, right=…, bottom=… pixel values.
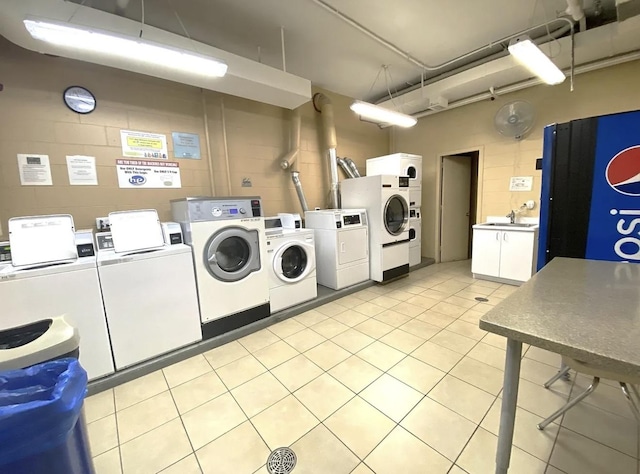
left=337, top=157, right=356, bottom=178
left=279, top=109, right=309, bottom=212
left=313, top=93, right=340, bottom=208
left=345, top=158, right=362, bottom=178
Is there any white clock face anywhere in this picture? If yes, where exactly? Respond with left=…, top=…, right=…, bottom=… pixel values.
left=64, top=86, right=96, bottom=114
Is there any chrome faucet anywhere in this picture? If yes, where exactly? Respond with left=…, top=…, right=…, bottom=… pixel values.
left=507, top=210, right=516, bottom=224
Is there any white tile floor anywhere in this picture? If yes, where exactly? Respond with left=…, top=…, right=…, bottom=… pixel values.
left=85, top=260, right=640, bottom=474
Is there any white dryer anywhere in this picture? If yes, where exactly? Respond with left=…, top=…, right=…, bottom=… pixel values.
left=341, top=175, right=410, bottom=282
left=0, top=215, right=114, bottom=380
left=265, top=217, right=317, bottom=313
left=409, top=208, right=422, bottom=267
left=366, top=153, right=422, bottom=208
left=172, top=197, right=270, bottom=339
left=304, top=209, right=369, bottom=290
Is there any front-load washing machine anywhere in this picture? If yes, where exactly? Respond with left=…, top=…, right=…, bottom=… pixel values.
left=171, top=197, right=270, bottom=339
left=304, top=209, right=370, bottom=290
left=265, top=217, right=317, bottom=313
left=409, top=208, right=422, bottom=267
left=366, top=153, right=422, bottom=208
left=341, top=175, right=410, bottom=282
left=0, top=215, right=114, bottom=380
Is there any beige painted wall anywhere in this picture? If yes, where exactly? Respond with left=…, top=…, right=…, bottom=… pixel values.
left=394, top=59, right=640, bottom=260
left=0, top=38, right=389, bottom=237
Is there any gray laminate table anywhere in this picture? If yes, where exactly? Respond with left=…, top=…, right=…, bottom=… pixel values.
left=479, top=257, right=640, bottom=473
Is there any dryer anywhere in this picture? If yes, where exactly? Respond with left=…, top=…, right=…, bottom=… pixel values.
left=341, top=175, right=410, bottom=282
left=265, top=217, right=317, bottom=313
left=304, top=209, right=369, bottom=290
left=172, top=197, right=270, bottom=339
left=366, top=153, right=422, bottom=208
left=409, top=208, right=422, bottom=267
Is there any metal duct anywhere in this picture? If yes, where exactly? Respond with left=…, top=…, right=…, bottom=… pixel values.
left=345, top=158, right=362, bottom=178
left=280, top=109, right=301, bottom=170
left=313, top=93, right=340, bottom=208
left=291, top=171, right=309, bottom=212
left=337, top=157, right=356, bottom=178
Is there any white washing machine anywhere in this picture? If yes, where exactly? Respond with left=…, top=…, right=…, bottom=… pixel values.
left=409, top=208, right=422, bottom=267
left=0, top=215, right=114, bottom=381
left=97, top=210, right=201, bottom=370
left=304, top=209, right=369, bottom=290
left=341, top=175, right=410, bottom=282
left=172, top=197, right=270, bottom=339
left=366, top=153, right=422, bottom=208
left=265, top=217, right=317, bottom=313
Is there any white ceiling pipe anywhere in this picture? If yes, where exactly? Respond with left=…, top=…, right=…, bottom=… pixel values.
left=566, top=0, right=586, bottom=21
left=411, top=50, right=640, bottom=120
left=313, top=93, right=340, bottom=209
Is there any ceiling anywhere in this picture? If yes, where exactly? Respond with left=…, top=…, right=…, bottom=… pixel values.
left=68, top=0, right=617, bottom=101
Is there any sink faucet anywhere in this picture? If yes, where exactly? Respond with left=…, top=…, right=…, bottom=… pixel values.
left=506, top=210, right=516, bottom=224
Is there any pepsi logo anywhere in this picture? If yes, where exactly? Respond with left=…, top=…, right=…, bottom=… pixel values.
left=129, top=175, right=146, bottom=186
left=606, top=146, right=640, bottom=196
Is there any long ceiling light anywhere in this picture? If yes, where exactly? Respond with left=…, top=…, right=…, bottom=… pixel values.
left=23, top=18, right=228, bottom=78
left=508, top=35, right=565, bottom=85
left=350, top=100, right=417, bottom=128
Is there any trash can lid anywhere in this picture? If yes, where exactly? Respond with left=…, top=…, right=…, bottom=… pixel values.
left=0, top=317, right=80, bottom=372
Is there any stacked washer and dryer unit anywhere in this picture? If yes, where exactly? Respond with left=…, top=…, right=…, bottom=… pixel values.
left=171, top=197, right=271, bottom=339
left=342, top=176, right=411, bottom=282
left=366, top=153, right=423, bottom=267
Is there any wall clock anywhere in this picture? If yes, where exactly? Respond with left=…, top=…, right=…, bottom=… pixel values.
left=63, top=86, right=96, bottom=114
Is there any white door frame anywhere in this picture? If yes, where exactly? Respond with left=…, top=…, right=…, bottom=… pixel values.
left=436, top=146, right=484, bottom=263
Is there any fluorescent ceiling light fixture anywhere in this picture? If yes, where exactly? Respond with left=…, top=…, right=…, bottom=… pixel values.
left=23, top=18, right=228, bottom=77
left=508, top=35, right=565, bottom=85
left=350, top=100, right=417, bottom=128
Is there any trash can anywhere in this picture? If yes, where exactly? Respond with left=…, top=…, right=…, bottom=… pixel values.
left=0, top=317, right=94, bottom=474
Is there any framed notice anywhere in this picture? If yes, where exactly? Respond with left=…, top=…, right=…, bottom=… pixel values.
left=116, top=159, right=181, bottom=189
left=66, top=155, right=98, bottom=185
left=172, top=132, right=201, bottom=159
left=17, top=154, right=52, bottom=185
left=509, top=176, right=533, bottom=192
left=120, top=130, right=168, bottom=159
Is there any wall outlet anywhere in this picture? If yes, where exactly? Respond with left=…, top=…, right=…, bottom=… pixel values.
left=96, top=217, right=110, bottom=231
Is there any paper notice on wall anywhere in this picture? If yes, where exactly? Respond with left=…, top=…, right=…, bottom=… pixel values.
left=17, top=154, right=52, bottom=185
left=66, top=155, right=98, bottom=185
left=509, top=176, right=533, bottom=192
left=172, top=132, right=201, bottom=159
left=120, top=130, right=168, bottom=159
left=116, top=159, right=181, bottom=188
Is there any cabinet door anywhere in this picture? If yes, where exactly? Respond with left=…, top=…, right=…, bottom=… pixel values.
left=499, top=231, right=535, bottom=282
left=471, top=229, right=502, bottom=277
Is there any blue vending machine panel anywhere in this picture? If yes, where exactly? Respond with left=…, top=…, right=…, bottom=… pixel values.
left=586, top=111, right=640, bottom=262
left=537, top=124, right=556, bottom=270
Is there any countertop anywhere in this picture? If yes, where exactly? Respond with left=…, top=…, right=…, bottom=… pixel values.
left=479, top=257, right=640, bottom=376
left=472, top=223, right=539, bottom=232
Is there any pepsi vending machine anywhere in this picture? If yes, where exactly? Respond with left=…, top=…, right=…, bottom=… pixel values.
left=538, top=109, right=640, bottom=270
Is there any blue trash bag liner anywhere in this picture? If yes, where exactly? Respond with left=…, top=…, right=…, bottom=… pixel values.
left=0, top=358, right=89, bottom=467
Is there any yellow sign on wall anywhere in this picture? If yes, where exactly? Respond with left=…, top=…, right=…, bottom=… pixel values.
left=120, top=130, right=168, bottom=159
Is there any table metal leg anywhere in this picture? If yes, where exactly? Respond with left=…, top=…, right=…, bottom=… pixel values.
left=495, top=338, right=523, bottom=474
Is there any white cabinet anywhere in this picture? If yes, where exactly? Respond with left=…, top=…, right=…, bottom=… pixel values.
left=471, top=227, right=538, bottom=284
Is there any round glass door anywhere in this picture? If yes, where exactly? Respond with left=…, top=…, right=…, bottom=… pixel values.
left=280, top=245, right=308, bottom=280
left=384, top=195, right=408, bottom=235
left=205, top=227, right=261, bottom=282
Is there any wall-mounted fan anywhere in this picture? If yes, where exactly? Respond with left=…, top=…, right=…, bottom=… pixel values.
left=494, top=101, right=535, bottom=140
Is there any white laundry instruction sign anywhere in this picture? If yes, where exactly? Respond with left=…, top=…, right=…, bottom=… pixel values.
left=509, top=176, right=533, bottom=192
left=116, top=159, right=181, bottom=189
left=17, top=154, right=52, bottom=185
left=66, top=155, right=98, bottom=185
left=120, top=130, right=168, bottom=159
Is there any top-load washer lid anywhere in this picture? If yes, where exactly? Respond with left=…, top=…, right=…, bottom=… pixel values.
left=8, top=214, right=77, bottom=267
left=108, top=209, right=165, bottom=254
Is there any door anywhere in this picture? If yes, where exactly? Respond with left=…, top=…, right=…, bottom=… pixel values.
left=499, top=231, right=535, bottom=282
left=440, top=155, right=472, bottom=262
left=384, top=195, right=409, bottom=236
left=275, top=242, right=314, bottom=283
left=471, top=229, right=502, bottom=277
left=338, top=227, right=368, bottom=265
left=204, top=226, right=261, bottom=282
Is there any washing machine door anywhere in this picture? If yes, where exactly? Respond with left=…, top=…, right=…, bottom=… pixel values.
left=204, top=226, right=261, bottom=282
left=275, top=241, right=315, bottom=283
left=384, top=194, right=409, bottom=236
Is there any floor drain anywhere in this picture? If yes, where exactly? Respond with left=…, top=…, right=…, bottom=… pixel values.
left=475, top=297, right=489, bottom=302
left=266, top=447, right=297, bottom=474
